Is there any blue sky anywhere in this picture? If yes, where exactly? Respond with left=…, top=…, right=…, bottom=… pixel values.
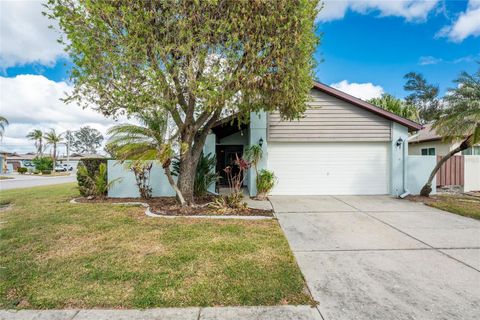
left=1, top=0, right=479, bottom=153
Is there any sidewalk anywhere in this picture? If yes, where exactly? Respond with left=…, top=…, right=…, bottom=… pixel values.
left=0, top=305, right=322, bottom=320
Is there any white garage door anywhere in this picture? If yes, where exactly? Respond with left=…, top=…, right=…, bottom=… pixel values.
left=268, top=142, right=390, bottom=195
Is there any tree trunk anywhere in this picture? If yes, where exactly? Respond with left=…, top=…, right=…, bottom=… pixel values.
left=177, top=151, right=199, bottom=205
left=163, top=160, right=186, bottom=206
left=420, top=137, right=471, bottom=197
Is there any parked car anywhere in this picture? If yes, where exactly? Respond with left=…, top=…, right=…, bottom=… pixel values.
left=61, top=163, right=74, bottom=171
left=54, top=165, right=67, bottom=172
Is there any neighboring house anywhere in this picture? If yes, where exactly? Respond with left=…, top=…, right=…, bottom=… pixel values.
left=6, top=152, right=105, bottom=171
left=409, top=124, right=480, bottom=156
left=57, top=153, right=105, bottom=170
left=6, top=152, right=37, bottom=170
left=110, top=81, right=422, bottom=198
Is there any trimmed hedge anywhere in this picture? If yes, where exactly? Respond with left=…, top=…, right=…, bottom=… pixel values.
left=17, top=167, right=28, bottom=174
left=77, top=158, right=108, bottom=196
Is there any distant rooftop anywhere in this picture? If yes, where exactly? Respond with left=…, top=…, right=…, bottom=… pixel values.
left=408, top=124, right=441, bottom=144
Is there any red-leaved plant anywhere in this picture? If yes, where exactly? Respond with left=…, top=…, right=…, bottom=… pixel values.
left=218, top=154, right=250, bottom=209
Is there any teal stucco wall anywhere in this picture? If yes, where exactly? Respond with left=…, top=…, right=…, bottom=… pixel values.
left=248, top=111, right=268, bottom=196
left=390, top=122, right=409, bottom=197
left=108, top=160, right=176, bottom=198
left=203, top=133, right=217, bottom=194
left=407, top=156, right=437, bottom=195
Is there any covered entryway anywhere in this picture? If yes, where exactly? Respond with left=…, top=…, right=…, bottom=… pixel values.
left=267, top=142, right=390, bottom=195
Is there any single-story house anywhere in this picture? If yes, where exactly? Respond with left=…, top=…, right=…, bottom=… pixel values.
left=109, top=81, right=424, bottom=198
left=57, top=153, right=105, bottom=170
left=409, top=124, right=480, bottom=156
left=206, top=81, right=422, bottom=197
left=6, top=152, right=37, bottom=170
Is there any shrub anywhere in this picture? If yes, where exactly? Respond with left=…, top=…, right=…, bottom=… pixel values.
left=41, top=170, right=52, bottom=175
left=77, top=163, right=119, bottom=198
left=77, top=158, right=108, bottom=196
left=17, top=167, right=28, bottom=174
left=32, top=156, right=53, bottom=171
left=256, top=169, right=276, bottom=200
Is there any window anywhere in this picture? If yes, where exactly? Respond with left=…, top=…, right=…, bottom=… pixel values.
left=462, top=146, right=480, bottom=155
left=421, top=148, right=435, bottom=156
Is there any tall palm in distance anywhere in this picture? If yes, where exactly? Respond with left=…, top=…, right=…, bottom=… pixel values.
left=0, top=116, right=9, bottom=139
left=26, top=129, right=44, bottom=156
left=420, top=66, right=480, bottom=196
left=44, top=129, right=64, bottom=169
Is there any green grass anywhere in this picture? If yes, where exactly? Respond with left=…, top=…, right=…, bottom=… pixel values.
left=423, top=194, right=480, bottom=220
left=0, top=184, right=312, bottom=309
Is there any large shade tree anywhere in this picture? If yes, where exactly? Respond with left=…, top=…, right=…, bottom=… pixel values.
left=26, top=129, right=44, bottom=156
left=420, top=67, right=480, bottom=197
left=47, top=0, right=319, bottom=204
left=403, top=72, right=440, bottom=123
left=71, top=126, right=104, bottom=154
left=368, top=94, right=419, bottom=122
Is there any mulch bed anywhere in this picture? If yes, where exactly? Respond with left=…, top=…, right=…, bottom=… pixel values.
left=74, top=195, right=273, bottom=217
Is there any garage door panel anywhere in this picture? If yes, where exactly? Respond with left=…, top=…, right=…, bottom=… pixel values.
left=268, top=142, right=389, bottom=195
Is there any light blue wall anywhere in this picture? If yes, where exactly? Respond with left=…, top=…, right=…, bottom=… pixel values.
left=108, top=160, right=176, bottom=198
left=204, top=133, right=217, bottom=193
left=390, top=122, right=409, bottom=197
left=248, top=111, right=267, bottom=196
left=407, top=156, right=437, bottom=195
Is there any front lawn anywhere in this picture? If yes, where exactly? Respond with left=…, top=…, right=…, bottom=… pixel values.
left=0, top=184, right=312, bottom=309
left=409, top=194, right=480, bottom=220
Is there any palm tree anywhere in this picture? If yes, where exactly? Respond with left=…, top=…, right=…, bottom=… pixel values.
left=0, top=116, right=9, bottom=138
left=44, top=129, right=64, bottom=169
left=420, top=67, right=480, bottom=197
left=105, top=109, right=187, bottom=203
left=368, top=94, right=419, bottom=122
left=26, top=129, right=44, bottom=156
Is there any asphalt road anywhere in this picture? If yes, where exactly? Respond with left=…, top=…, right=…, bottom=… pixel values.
left=0, top=174, right=76, bottom=191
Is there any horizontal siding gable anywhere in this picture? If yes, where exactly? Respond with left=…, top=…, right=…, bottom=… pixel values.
left=268, top=89, right=392, bottom=142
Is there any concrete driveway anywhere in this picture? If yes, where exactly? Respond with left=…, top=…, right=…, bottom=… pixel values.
left=270, top=195, right=480, bottom=320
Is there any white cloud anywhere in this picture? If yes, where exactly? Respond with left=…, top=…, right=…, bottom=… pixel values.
left=317, top=0, right=439, bottom=22
left=331, top=80, right=384, bottom=100
left=0, top=75, right=123, bottom=154
left=0, top=0, right=65, bottom=68
left=437, top=0, right=480, bottom=42
left=418, top=56, right=442, bottom=65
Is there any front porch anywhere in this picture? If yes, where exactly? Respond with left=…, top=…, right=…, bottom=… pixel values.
left=204, top=112, right=268, bottom=197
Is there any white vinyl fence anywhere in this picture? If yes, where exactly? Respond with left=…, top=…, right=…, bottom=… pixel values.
left=464, top=156, right=480, bottom=192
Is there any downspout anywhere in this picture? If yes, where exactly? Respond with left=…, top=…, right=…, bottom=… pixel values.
left=399, top=138, right=410, bottom=199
